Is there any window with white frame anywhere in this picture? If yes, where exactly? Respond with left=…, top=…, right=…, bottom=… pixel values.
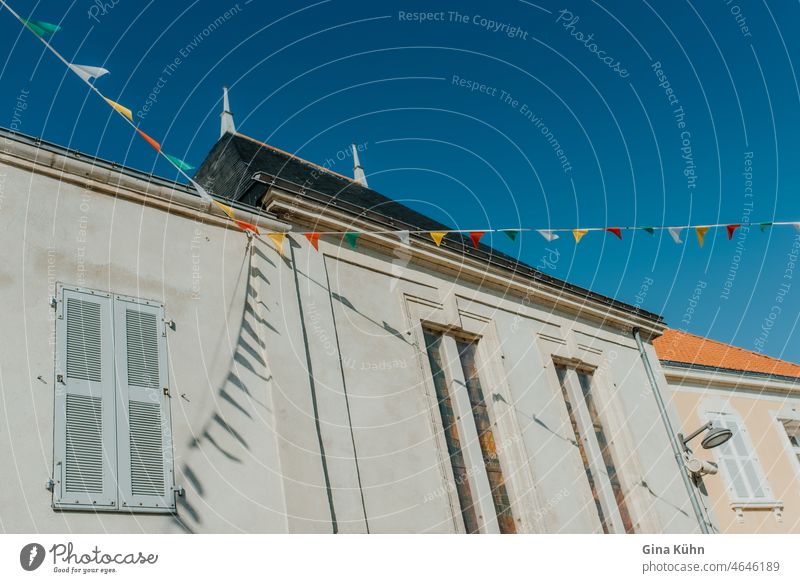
left=704, top=410, right=771, bottom=502
left=423, top=329, right=516, bottom=534
left=553, top=362, right=634, bottom=533
left=52, top=284, right=175, bottom=512
left=779, top=418, right=800, bottom=467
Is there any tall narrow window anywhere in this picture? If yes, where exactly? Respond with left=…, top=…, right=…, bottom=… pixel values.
left=424, top=330, right=479, bottom=533
left=782, top=420, right=800, bottom=466
left=424, top=329, right=515, bottom=533
left=554, top=363, right=633, bottom=533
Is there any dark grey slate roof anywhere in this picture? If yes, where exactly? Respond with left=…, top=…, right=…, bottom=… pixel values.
left=193, top=131, right=664, bottom=324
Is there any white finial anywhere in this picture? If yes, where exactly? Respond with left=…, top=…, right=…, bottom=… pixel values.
left=352, top=143, right=368, bottom=187
left=221, top=86, right=236, bottom=137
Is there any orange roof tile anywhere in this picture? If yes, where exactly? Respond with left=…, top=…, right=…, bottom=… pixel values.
left=654, top=329, right=800, bottom=378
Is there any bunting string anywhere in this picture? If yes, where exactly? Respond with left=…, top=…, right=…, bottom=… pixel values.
left=4, top=2, right=800, bottom=259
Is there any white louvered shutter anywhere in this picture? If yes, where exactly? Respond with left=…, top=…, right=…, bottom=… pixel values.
left=53, top=287, right=118, bottom=509
left=113, top=296, right=175, bottom=511
left=708, top=412, right=770, bottom=501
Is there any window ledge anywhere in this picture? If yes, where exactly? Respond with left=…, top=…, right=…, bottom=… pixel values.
left=729, top=500, right=784, bottom=523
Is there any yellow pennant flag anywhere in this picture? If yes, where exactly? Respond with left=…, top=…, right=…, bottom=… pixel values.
left=268, top=233, right=286, bottom=255
left=103, top=97, right=133, bottom=122
left=429, top=231, right=447, bottom=246
left=572, top=229, right=589, bottom=244
left=212, top=200, right=236, bottom=220
left=695, top=226, right=710, bottom=248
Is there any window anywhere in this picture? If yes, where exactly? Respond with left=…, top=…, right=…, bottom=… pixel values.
left=52, top=285, right=175, bottom=512
left=705, top=411, right=771, bottom=502
left=423, top=329, right=516, bottom=533
left=779, top=419, right=800, bottom=470
left=554, top=363, right=633, bottom=533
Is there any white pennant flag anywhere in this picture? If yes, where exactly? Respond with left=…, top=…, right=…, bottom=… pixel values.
left=537, top=229, right=559, bottom=242
left=190, top=180, right=214, bottom=203
left=668, top=227, right=684, bottom=244
left=397, top=230, right=410, bottom=245
left=793, top=223, right=800, bottom=232
left=68, top=64, right=110, bottom=84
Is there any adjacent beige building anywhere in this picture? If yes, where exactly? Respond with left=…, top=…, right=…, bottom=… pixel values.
left=656, top=329, right=800, bottom=533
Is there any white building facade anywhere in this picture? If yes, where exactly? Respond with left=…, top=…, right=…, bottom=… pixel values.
left=0, top=123, right=700, bottom=534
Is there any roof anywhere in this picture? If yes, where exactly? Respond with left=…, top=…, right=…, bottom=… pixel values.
left=654, top=329, right=800, bottom=379
left=193, top=132, right=665, bottom=325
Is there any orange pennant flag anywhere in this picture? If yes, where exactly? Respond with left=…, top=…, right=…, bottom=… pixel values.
left=469, top=231, right=485, bottom=248
left=430, top=231, right=447, bottom=247
left=103, top=97, right=133, bottom=122
left=136, top=129, right=161, bottom=152
left=268, top=233, right=286, bottom=255
left=695, top=226, right=709, bottom=248
left=304, top=233, right=320, bottom=251
left=573, top=229, right=588, bottom=244
left=235, top=220, right=259, bottom=235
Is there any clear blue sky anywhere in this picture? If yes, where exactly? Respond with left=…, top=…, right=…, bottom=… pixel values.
left=2, top=0, right=799, bottom=361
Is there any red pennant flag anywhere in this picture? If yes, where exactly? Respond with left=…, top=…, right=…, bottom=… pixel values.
left=726, top=224, right=741, bottom=240
left=469, top=231, right=485, bottom=249
left=606, top=227, right=622, bottom=240
left=304, top=233, right=320, bottom=251
left=235, top=220, right=259, bottom=235
left=136, top=129, right=161, bottom=152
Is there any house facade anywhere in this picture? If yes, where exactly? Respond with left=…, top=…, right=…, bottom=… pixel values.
left=655, top=329, right=800, bottom=533
left=0, top=103, right=701, bottom=533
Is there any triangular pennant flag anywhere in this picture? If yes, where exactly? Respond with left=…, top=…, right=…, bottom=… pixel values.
left=212, top=200, right=236, bottom=221
left=668, top=227, right=684, bottom=244
left=164, top=153, right=194, bottom=172
left=304, top=233, right=320, bottom=251
left=103, top=97, right=133, bottom=122
left=344, top=232, right=361, bottom=249
left=397, top=230, right=410, bottom=245
left=759, top=222, right=772, bottom=232
left=469, top=231, right=485, bottom=249
left=136, top=129, right=161, bottom=152
left=190, top=180, right=214, bottom=203
left=502, top=229, right=518, bottom=241
left=695, top=226, right=710, bottom=248
left=268, top=233, right=286, bottom=255
left=726, top=224, right=741, bottom=240
left=430, top=231, right=447, bottom=246
left=641, top=227, right=655, bottom=235
left=606, top=227, right=622, bottom=240
left=572, top=229, right=588, bottom=244
left=23, top=19, right=60, bottom=37
left=235, top=220, right=260, bottom=235
left=537, top=230, right=559, bottom=242
left=68, top=64, right=109, bottom=84
left=794, top=223, right=800, bottom=232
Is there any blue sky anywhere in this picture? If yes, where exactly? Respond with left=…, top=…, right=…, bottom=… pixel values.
left=2, top=0, right=799, bottom=361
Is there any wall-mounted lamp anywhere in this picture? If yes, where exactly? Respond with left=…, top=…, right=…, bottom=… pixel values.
left=678, top=421, right=733, bottom=477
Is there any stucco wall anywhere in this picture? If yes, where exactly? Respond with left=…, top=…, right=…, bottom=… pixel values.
left=667, top=375, right=800, bottom=533
left=0, top=143, right=699, bottom=533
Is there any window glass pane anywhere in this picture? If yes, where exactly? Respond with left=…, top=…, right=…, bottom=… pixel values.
left=423, top=330, right=479, bottom=533
left=554, top=365, right=609, bottom=533
left=577, top=371, right=634, bottom=533
left=457, top=340, right=516, bottom=534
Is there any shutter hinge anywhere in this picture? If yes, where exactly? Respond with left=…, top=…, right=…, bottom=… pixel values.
left=49, top=296, right=57, bottom=309
left=163, top=387, right=171, bottom=398
left=164, top=318, right=176, bottom=332
left=174, top=486, right=185, bottom=497
left=45, top=478, right=55, bottom=492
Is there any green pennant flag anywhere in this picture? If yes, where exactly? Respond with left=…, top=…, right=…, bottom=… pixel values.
left=759, top=222, right=773, bottom=232
left=641, top=227, right=655, bottom=235
left=344, top=232, right=360, bottom=249
left=164, top=153, right=194, bottom=172
left=502, top=230, right=518, bottom=241
left=23, top=19, right=60, bottom=37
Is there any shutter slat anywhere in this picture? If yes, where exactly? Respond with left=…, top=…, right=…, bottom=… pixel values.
left=125, top=310, right=160, bottom=388
left=66, top=298, right=102, bottom=382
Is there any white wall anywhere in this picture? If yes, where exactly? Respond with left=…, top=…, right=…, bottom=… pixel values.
left=0, top=140, right=699, bottom=533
